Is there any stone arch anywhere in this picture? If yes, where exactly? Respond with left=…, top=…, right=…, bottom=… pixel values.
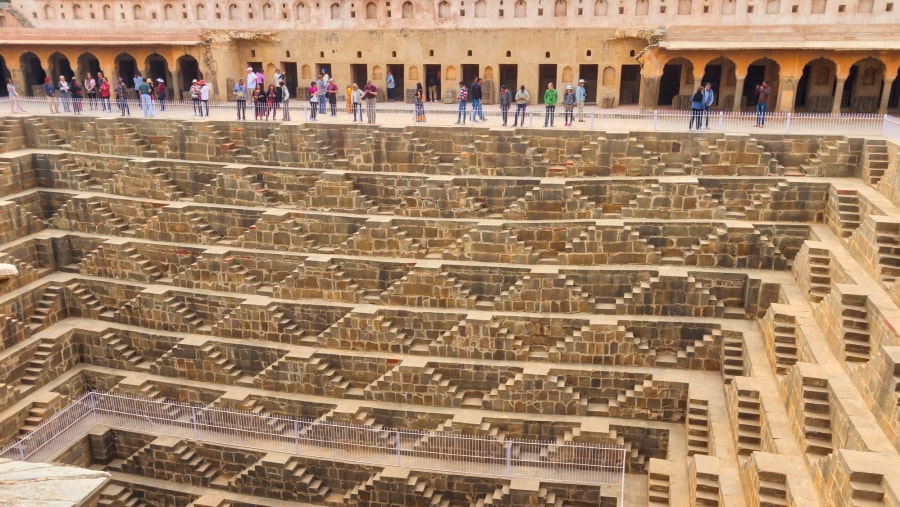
left=484, top=66, right=494, bottom=81
left=593, top=0, right=607, bottom=15
left=19, top=52, right=46, bottom=96
left=263, top=2, right=274, bottom=19
left=373, top=65, right=383, bottom=80
left=657, top=56, right=695, bottom=107
left=366, top=2, right=377, bottom=18
left=562, top=66, right=573, bottom=83
left=133, top=4, right=144, bottom=19
left=301, top=64, right=311, bottom=79
left=228, top=3, right=240, bottom=19
left=846, top=56, right=886, bottom=112
left=77, top=52, right=102, bottom=81
left=102, top=4, right=112, bottom=19
left=439, top=1, right=451, bottom=17
left=554, top=0, right=567, bottom=15
left=475, top=0, right=487, bottom=17
left=402, top=1, right=413, bottom=17
left=636, top=0, right=648, bottom=14
left=114, top=52, right=138, bottom=83
left=515, top=0, right=527, bottom=17
left=196, top=3, right=207, bottom=19
left=176, top=55, right=201, bottom=98
left=698, top=56, right=736, bottom=108
left=602, top=66, right=615, bottom=86
left=73, top=4, right=83, bottom=19
left=145, top=53, right=172, bottom=86
left=742, top=57, right=780, bottom=110
left=0, top=55, right=11, bottom=96
left=295, top=2, right=308, bottom=19
left=446, top=66, right=457, bottom=81
left=163, top=3, right=175, bottom=19
left=330, top=3, right=341, bottom=18
left=49, top=52, right=74, bottom=81
left=43, top=3, right=55, bottom=19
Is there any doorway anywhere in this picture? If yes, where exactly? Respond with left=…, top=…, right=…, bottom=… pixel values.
left=619, top=65, right=641, bottom=105
left=425, top=64, right=442, bottom=102
left=387, top=64, right=404, bottom=101
left=658, top=63, right=682, bottom=106
left=20, top=53, right=46, bottom=96
left=700, top=65, right=722, bottom=106
left=116, top=54, right=137, bottom=84
left=499, top=64, right=518, bottom=91
left=281, top=62, right=298, bottom=95
left=743, top=65, right=767, bottom=107
left=462, top=64, right=480, bottom=85
left=77, top=53, right=101, bottom=80
left=538, top=64, right=557, bottom=95
left=795, top=65, right=811, bottom=109
left=146, top=54, right=170, bottom=85
left=842, top=65, right=858, bottom=109
left=579, top=64, right=598, bottom=104
left=351, top=64, right=367, bottom=89
left=0, top=55, right=9, bottom=96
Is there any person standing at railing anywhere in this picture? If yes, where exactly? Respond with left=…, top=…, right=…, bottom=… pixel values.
left=470, top=77, right=484, bottom=123
left=233, top=78, right=247, bottom=120
left=316, top=73, right=327, bottom=115
left=266, top=84, right=277, bottom=120
left=132, top=72, right=143, bottom=101
left=84, top=73, right=97, bottom=111
left=364, top=80, right=378, bottom=124
left=415, top=83, right=426, bottom=123
left=139, top=77, right=154, bottom=117
left=58, top=76, right=71, bottom=113
left=543, top=82, right=557, bottom=127
left=190, top=79, right=201, bottom=116
left=114, top=77, right=130, bottom=116
left=43, top=77, right=58, bottom=114
left=702, top=82, right=715, bottom=130
left=575, top=79, right=586, bottom=123
left=6, top=79, right=26, bottom=113
left=71, top=78, right=83, bottom=115
left=326, top=78, right=339, bottom=117
left=281, top=81, right=291, bottom=121
left=498, top=84, right=511, bottom=127
left=513, top=84, right=529, bottom=127
left=199, top=80, right=210, bottom=117
left=563, top=85, right=576, bottom=126
left=689, top=86, right=704, bottom=131
left=351, top=83, right=364, bottom=122
left=99, top=77, right=111, bottom=113
left=156, top=78, right=167, bottom=112
left=455, top=81, right=468, bottom=124
left=754, top=80, right=771, bottom=128
left=308, top=81, right=319, bottom=121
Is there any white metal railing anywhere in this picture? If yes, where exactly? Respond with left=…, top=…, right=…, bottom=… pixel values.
left=0, top=390, right=626, bottom=492
left=0, top=95, right=894, bottom=138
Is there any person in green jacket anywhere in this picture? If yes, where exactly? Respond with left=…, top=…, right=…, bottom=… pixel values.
left=543, top=82, right=558, bottom=127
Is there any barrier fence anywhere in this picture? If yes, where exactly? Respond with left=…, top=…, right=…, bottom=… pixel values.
left=0, top=390, right=626, bottom=492
left=0, top=95, right=895, bottom=137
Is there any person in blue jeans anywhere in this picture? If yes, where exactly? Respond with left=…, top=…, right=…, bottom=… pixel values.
left=754, top=80, right=772, bottom=127
left=455, top=81, right=468, bottom=124
left=470, top=77, right=485, bottom=122
left=689, top=86, right=704, bottom=130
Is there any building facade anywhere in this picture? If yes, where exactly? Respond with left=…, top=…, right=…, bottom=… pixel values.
left=0, top=0, right=898, bottom=112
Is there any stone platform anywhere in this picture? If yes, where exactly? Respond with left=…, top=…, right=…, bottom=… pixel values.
left=0, top=116, right=898, bottom=506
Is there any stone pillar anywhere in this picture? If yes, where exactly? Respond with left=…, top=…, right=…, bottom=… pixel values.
left=776, top=76, right=797, bottom=113
left=640, top=74, right=661, bottom=109
left=831, top=75, right=847, bottom=115
left=879, top=76, right=895, bottom=114
left=733, top=75, right=746, bottom=112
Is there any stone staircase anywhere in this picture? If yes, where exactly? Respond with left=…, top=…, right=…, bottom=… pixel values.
left=721, top=331, right=745, bottom=382
left=873, top=222, right=900, bottom=284
left=405, top=475, right=450, bottom=507
left=85, top=200, right=131, bottom=235
left=65, top=281, right=112, bottom=320
left=0, top=118, right=26, bottom=151
left=284, top=457, right=332, bottom=502
left=98, top=483, right=148, bottom=507
left=18, top=337, right=57, bottom=388
left=309, top=357, right=367, bottom=399
left=27, top=119, right=70, bottom=149
left=102, top=331, right=150, bottom=370
left=800, top=378, right=833, bottom=455
left=18, top=399, right=52, bottom=435
left=138, top=383, right=186, bottom=419
left=166, top=295, right=204, bottom=329
left=183, top=210, right=224, bottom=245
left=769, top=314, right=799, bottom=374
left=840, top=293, right=871, bottom=363
left=803, top=244, right=832, bottom=302
left=200, top=343, right=245, bottom=380
left=686, top=398, right=710, bottom=456
left=862, top=139, right=889, bottom=185
left=173, top=443, right=220, bottom=486
left=732, top=383, right=763, bottom=456
left=648, top=459, right=672, bottom=506
left=835, top=190, right=861, bottom=241
left=27, top=284, right=64, bottom=331
left=122, top=247, right=165, bottom=283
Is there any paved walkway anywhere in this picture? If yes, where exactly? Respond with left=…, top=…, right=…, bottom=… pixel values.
left=0, top=96, right=890, bottom=137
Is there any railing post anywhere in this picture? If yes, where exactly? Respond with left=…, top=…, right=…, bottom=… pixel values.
left=717, top=111, right=724, bottom=132
left=191, top=406, right=198, bottom=440
left=528, top=110, right=533, bottom=128
left=785, top=113, right=792, bottom=134
left=17, top=440, right=25, bottom=461
left=90, top=391, right=98, bottom=424
left=590, top=111, right=595, bottom=129
left=294, top=420, right=300, bottom=455
left=505, top=441, right=512, bottom=477
left=396, top=432, right=402, bottom=466
left=652, top=110, right=659, bottom=131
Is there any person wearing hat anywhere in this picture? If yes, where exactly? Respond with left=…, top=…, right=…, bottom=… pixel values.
left=155, top=78, right=167, bottom=112
left=246, top=67, right=257, bottom=92
left=199, top=79, right=210, bottom=117
left=575, top=79, right=587, bottom=122
left=43, top=77, right=59, bottom=114
left=498, top=84, right=512, bottom=127
left=563, top=84, right=576, bottom=127
left=754, top=80, right=771, bottom=127
left=543, top=82, right=557, bottom=127
left=190, top=79, right=201, bottom=116
left=58, top=75, right=71, bottom=113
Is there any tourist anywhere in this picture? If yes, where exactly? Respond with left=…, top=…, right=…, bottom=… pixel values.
left=703, top=82, right=715, bottom=130
left=246, top=67, right=257, bottom=92
left=414, top=82, right=426, bottom=122
left=326, top=78, right=338, bottom=116
left=543, top=82, right=557, bottom=127
left=346, top=84, right=353, bottom=113
left=199, top=80, right=210, bottom=117
left=99, top=77, right=111, bottom=113
left=71, top=78, right=83, bottom=114
left=233, top=78, right=247, bottom=120
left=351, top=83, right=364, bottom=122
left=575, top=79, right=586, bottom=122
left=274, top=79, right=283, bottom=119
left=456, top=81, right=468, bottom=124
left=563, top=85, right=576, bottom=126
left=190, top=79, right=201, bottom=116
left=266, top=84, right=277, bottom=120
left=58, top=75, right=71, bottom=113
left=513, top=84, right=529, bottom=127
left=498, top=84, right=511, bottom=127
left=281, top=80, right=291, bottom=121
left=139, top=77, right=154, bottom=117
left=386, top=70, right=396, bottom=102
left=308, top=81, right=319, bottom=121
left=114, top=77, right=130, bottom=116
left=316, top=73, right=327, bottom=115
left=255, top=85, right=267, bottom=120
left=754, top=80, right=771, bottom=127
left=274, top=68, right=284, bottom=87
left=6, top=79, right=25, bottom=113
left=84, top=73, right=97, bottom=110
left=470, top=77, right=484, bottom=122
left=364, top=80, right=377, bottom=123
left=256, top=69, right=265, bottom=90
left=321, top=67, right=330, bottom=85
left=132, top=72, right=143, bottom=101
left=689, top=86, right=704, bottom=131
left=43, top=77, right=58, bottom=114
left=426, top=69, right=438, bottom=102
left=156, top=78, right=167, bottom=112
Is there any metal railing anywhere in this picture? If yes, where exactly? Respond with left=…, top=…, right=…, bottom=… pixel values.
left=0, top=390, right=626, bottom=491
left=0, top=95, right=895, bottom=138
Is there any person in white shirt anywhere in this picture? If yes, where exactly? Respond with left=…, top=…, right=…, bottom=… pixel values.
left=246, top=67, right=258, bottom=92
left=6, top=79, right=25, bottom=113
left=281, top=80, right=291, bottom=121
left=199, top=79, right=210, bottom=116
